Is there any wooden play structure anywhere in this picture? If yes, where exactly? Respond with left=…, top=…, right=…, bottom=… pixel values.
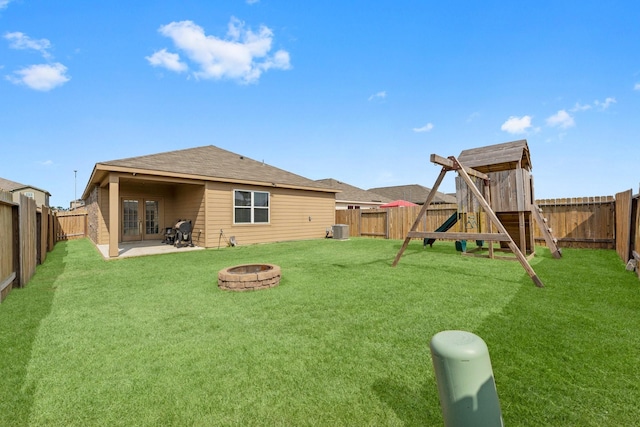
left=392, top=140, right=561, bottom=287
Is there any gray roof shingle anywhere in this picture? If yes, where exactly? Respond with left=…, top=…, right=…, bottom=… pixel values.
left=315, top=179, right=392, bottom=203
left=367, top=184, right=456, bottom=204
left=99, top=145, right=335, bottom=191
left=0, top=177, right=50, bottom=195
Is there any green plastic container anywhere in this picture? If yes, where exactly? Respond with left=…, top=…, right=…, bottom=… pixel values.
left=430, top=331, right=503, bottom=426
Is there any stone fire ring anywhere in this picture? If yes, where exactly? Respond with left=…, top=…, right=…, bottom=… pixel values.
left=218, top=264, right=282, bottom=291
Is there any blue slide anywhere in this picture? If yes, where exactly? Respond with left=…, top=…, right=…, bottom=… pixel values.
left=424, top=212, right=458, bottom=247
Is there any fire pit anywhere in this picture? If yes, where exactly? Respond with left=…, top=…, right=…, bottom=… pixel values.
left=218, top=264, right=281, bottom=291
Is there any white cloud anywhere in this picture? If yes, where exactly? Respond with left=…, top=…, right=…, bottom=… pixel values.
left=146, top=48, right=188, bottom=72
left=546, top=110, right=575, bottom=129
left=368, top=91, right=386, bottom=101
left=466, top=111, right=480, bottom=122
left=635, top=83, right=640, bottom=91
left=501, top=115, right=533, bottom=134
left=570, top=102, right=591, bottom=112
left=4, top=31, right=52, bottom=58
left=39, top=159, right=54, bottom=166
left=0, top=0, right=12, bottom=9
left=246, top=0, right=260, bottom=4
left=153, top=18, right=291, bottom=84
left=7, top=63, right=70, bottom=91
left=413, top=123, right=434, bottom=133
left=594, top=97, right=616, bottom=110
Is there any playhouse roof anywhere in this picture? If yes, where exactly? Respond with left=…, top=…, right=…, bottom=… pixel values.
left=457, top=139, right=532, bottom=173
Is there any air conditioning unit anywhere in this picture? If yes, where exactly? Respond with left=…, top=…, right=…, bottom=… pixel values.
left=332, top=224, right=349, bottom=240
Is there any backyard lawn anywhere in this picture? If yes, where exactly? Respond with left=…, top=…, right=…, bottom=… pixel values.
left=1, top=237, right=638, bottom=426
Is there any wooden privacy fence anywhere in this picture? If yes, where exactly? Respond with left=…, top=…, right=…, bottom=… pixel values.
left=336, top=204, right=458, bottom=240
left=614, top=189, right=640, bottom=279
left=0, top=196, right=88, bottom=302
left=335, top=197, right=620, bottom=250
left=55, top=210, right=88, bottom=242
left=535, top=197, right=615, bottom=249
left=1, top=193, right=39, bottom=302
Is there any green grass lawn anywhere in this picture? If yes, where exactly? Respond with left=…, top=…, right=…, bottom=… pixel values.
left=1, top=238, right=638, bottom=426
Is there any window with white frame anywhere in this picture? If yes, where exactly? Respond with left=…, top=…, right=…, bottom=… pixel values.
left=234, top=190, right=270, bottom=224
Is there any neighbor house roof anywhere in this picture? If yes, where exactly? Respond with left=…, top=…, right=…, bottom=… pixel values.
left=0, top=177, right=51, bottom=195
left=367, top=184, right=456, bottom=205
left=457, top=139, right=532, bottom=173
left=83, top=145, right=338, bottom=198
left=315, top=179, right=392, bottom=204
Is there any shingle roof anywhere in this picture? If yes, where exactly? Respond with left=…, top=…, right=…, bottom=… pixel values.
left=0, top=177, right=24, bottom=191
left=97, top=145, right=336, bottom=191
left=0, top=177, right=50, bottom=195
left=367, top=184, right=456, bottom=204
left=457, top=139, right=532, bottom=172
left=315, top=179, right=392, bottom=204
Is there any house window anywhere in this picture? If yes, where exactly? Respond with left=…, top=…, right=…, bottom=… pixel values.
left=234, top=190, right=269, bottom=224
left=24, top=191, right=35, bottom=199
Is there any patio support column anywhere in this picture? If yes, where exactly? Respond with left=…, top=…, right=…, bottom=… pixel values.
left=108, top=174, right=120, bottom=258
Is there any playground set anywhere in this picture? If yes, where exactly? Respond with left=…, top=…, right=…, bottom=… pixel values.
left=392, top=140, right=561, bottom=287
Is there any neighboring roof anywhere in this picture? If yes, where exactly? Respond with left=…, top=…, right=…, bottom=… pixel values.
left=0, top=177, right=51, bottom=195
left=85, top=145, right=337, bottom=197
left=368, top=184, right=456, bottom=204
left=457, top=139, right=532, bottom=173
left=315, top=179, right=392, bottom=204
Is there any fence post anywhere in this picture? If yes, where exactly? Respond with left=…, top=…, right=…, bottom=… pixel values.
left=430, top=330, right=503, bottom=427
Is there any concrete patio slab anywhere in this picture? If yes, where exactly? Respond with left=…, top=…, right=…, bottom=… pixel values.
left=96, top=240, right=204, bottom=259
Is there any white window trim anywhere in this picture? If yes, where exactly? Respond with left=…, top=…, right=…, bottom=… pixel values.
left=233, top=189, right=270, bottom=224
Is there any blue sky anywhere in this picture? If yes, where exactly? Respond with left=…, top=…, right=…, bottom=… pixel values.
left=1, top=1, right=639, bottom=207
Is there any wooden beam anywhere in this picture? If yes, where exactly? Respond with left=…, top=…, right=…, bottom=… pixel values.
left=407, top=231, right=511, bottom=241
left=454, top=156, right=544, bottom=287
left=0, top=272, right=16, bottom=294
left=484, top=179, right=494, bottom=259
left=108, top=174, right=120, bottom=258
left=392, top=166, right=448, bottom=267
left=430, top=154, right=490, bottom=180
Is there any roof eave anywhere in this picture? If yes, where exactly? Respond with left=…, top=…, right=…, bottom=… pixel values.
left=86, top=163, right=339, bottom=195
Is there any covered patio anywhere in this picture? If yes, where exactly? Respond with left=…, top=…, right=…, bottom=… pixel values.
left=96, top=240, right=204, bottom=259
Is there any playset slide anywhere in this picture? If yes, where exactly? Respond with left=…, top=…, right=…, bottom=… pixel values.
left=423, top=212, right=458, bottom=247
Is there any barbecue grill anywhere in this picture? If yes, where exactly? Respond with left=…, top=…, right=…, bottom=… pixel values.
left=174, top=220, right=194, bottom=248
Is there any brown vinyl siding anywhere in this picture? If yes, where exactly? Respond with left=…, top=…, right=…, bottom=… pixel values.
left=205, top=182, right=335, bottom=247
left=171, top=184, right=206, bottom=247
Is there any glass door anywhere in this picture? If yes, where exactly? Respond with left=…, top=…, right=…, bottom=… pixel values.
left=143, top=200, right=161, bottom=239
left=122, top=199, right=141, bottom=241
left=122, top=198, right=162, bottom=241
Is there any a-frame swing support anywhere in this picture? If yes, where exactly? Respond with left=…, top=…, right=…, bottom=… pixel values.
left=392, top=154, right=545, bottom=288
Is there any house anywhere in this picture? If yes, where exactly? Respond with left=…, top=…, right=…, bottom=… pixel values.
left=81, top=145, right=339, bottom=258
left=70, top=199, right=86, bottom=210
left=0, top=177, right=51, bottom=208
left=367, top=184, right=456, bottom=205
left=315, top=179, right=392, bottom=209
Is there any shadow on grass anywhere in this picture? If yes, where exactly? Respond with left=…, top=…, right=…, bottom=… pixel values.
left=471, top=247, right=640, bottom=425
left=0, top=242, right=69, bottom=426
